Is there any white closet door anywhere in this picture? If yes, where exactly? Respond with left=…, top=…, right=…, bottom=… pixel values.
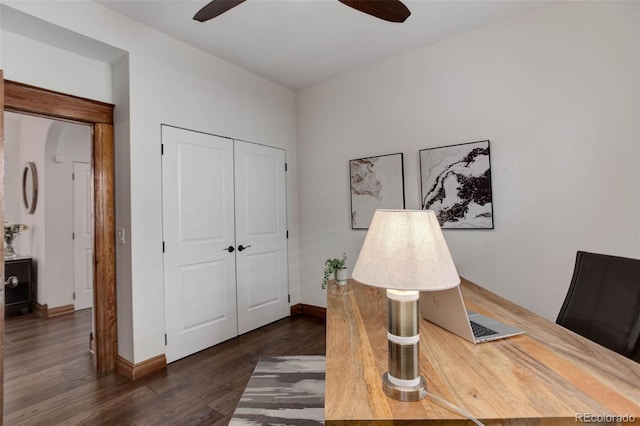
left=234, top=141, right=289, bottom=334
left=73, top=161, right=94, bottom=311
left=162, top=126, right=237, bottom=363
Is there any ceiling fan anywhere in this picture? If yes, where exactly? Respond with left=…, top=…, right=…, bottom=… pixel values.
left=193, top=0, right=411, bottom=24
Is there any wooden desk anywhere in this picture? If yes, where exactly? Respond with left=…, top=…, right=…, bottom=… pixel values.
left=326, top=279, right=640, bottom=425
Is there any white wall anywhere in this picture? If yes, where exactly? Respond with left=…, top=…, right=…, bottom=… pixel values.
left=2, top=0, right=298, bottom=363
left=297, top=1, right=640, bottom=320
left=4, top=114, right=48, bottom=293
left=3, top=114, right=21, bottom=223
left=0, top=29, right=113, bottom=103
left=113, top=55, right=134, bottom=361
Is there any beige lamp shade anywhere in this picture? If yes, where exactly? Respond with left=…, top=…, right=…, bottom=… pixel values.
left=352, top=209, right=460, bottom=291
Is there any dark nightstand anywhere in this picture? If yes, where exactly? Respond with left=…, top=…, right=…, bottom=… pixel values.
left=5, top=256, right=36, bottom=317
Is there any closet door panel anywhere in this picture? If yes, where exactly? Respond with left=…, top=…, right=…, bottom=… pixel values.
left=162, top=126, right=237, bottom=363
left=234, top=141, right=288, bottom=334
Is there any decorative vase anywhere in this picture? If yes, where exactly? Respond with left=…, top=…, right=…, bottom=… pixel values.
left=4, top=224, right=27, bottom=259
left=4, top=233, right=17, bottom=258
left=335, top=268, right=348, bottom=285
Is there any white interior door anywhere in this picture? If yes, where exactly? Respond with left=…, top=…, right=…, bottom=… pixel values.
left=162, top=126, right=237, bottom=363
left=73, top=161, right=94, bottom=311
left=234, top=141, right=288, bottom=334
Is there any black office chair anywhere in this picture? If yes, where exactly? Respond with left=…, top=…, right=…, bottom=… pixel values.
left=556, top=251, right=640, bottom=361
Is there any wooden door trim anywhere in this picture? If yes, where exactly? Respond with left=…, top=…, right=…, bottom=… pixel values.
left=3, top=79, right=117, bottom=373
left=93, top=123, right=117, bottom=371
left=4, top=80, right=113, bottom=124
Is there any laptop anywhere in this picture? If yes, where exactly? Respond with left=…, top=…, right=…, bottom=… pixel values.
left=419, top=286, right=524, bottom=343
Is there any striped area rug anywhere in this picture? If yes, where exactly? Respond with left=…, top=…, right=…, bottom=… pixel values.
left=229, top=355, right=326, bottom=425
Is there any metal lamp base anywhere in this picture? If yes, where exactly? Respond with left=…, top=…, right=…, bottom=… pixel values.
left=382, top=372, right=427, bottom=401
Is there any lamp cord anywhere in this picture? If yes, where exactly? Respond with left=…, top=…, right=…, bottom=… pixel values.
left=426, top=391, right=485, bottom=426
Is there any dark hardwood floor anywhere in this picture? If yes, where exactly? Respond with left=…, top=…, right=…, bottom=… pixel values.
left=3, top=310, right=326, bottom=425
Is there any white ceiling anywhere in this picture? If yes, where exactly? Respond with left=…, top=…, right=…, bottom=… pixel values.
left=97, top=0, right=548, bottom=89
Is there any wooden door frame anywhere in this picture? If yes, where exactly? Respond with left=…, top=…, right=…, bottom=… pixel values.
left=2, top=79, right=117, bottom=374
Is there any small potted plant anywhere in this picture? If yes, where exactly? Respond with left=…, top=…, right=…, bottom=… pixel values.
left=322, top=252, right=348, bottom=289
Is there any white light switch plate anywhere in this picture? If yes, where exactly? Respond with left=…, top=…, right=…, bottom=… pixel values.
left=117, top=228, right=126, bottom=245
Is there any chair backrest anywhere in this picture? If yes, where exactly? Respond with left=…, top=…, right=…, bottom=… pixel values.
left=557, top=251, right=640, bottom=360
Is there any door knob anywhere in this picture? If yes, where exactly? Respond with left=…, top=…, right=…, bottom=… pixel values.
left=4, top=276, right=18, bottom=288
left=238, top=245, right=252, bottom=252
left=223, top=245, right=235, bottom=253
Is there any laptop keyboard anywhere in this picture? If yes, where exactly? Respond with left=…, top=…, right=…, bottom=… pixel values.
left=470, top=321, right=498, bottom=338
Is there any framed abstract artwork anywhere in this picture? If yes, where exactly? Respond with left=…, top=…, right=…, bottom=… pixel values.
left=350, top=153, right=405, bottom=229
left=419, top=140, right=494, bottom=229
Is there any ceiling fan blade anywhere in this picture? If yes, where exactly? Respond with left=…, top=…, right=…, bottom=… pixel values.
left=337, top=0, right=410, bottom=23
left=193, top=0, right=247, bottom=22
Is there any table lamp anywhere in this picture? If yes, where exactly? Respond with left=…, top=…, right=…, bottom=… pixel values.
left=352, top=209, right=460, bottom=401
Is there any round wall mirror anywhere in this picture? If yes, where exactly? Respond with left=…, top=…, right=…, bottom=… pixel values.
left=22, top=162, right=38, bottom=214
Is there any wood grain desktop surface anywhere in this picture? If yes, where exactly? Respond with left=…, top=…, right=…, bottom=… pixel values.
left=325, top=278, right=640, bottom=425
